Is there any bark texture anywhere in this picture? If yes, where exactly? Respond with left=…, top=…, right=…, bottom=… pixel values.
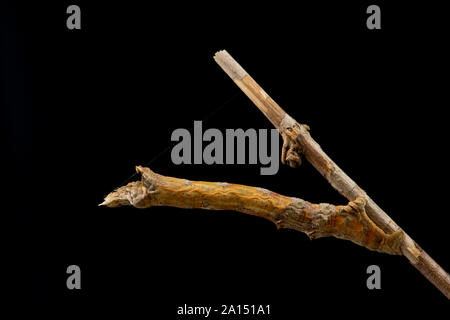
left=214, top=49, right=450, bottom=298
left=101, top=166, right=404, bottom=255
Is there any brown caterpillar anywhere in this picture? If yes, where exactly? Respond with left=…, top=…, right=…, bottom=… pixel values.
left=101, top=166, right=404, bottom=255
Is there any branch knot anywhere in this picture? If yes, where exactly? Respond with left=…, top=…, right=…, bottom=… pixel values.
left=279, top=114, right=309, bottom=168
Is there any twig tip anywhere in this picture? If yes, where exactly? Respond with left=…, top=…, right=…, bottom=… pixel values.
left=213, top=49, right=247, bottom=80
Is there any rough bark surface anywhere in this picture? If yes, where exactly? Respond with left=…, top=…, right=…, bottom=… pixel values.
left=214, top=49, right=450, bottom=298
left=101, top=166, right=404, bottom=255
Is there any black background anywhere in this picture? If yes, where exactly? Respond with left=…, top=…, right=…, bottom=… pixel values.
left=4, top=0, right=449, bottom=315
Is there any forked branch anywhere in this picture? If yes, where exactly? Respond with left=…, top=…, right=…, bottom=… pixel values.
left=99, top=50, right=449, bottom=299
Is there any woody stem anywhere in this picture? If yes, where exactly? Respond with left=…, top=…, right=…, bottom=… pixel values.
left=214, top=49, right=450, bottom=298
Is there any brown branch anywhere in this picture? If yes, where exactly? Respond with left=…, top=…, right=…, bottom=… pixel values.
left=214, top=50, right=450, bottom=298
left=101, top=166, right=404, bottom=255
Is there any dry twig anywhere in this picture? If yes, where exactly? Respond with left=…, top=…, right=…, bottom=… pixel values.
left=213, top=50, right=450, bottom=298
left=100, top=50, right=449, bottom=298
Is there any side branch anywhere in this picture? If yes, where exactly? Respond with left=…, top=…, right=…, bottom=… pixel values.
left=101, top=166, right=404, bottom=255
